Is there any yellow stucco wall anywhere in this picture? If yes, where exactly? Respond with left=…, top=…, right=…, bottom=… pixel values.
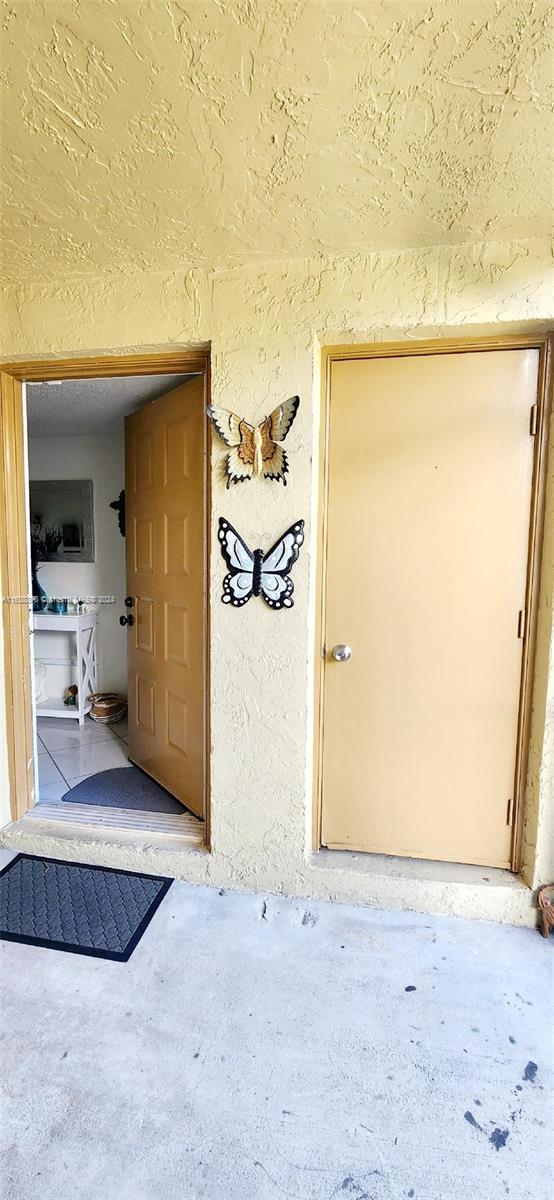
left=3, top=1, right=553, bottom=279
left=0, top=236, right=552, bottom=922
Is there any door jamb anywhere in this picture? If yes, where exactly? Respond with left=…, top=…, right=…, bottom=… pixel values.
left=0, top=349, right=211, bottom=845
left=313, top=333, right=553, bottom=872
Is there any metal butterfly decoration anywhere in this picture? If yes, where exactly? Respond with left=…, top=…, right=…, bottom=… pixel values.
left=207, top=396, right=300, bottom=487
left=109, top=489, right=125, bottom=537
left=218, top=518, right=304, bottom=609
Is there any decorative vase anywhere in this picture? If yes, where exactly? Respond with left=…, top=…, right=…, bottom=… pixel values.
left=31, top=563, right=47, bottom=612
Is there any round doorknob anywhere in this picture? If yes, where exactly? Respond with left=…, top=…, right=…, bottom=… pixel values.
left=332, top=643, right=352, bottom=662
left=119, top=614, right=134, bottom=627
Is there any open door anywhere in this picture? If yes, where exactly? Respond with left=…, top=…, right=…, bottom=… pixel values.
left=125, top=376, right=206, bottom=817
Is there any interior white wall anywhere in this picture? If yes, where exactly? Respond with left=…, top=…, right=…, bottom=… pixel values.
left=28, top=433, right=127, bottom=697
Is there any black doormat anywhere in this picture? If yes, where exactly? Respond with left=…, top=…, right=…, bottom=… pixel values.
left=61, top=766, right=186, bottom=815
left=0, top=854, right=173, bottom=961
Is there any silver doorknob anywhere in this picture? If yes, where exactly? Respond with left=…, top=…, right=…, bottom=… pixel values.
left=332, top=644, right=352, bottom=662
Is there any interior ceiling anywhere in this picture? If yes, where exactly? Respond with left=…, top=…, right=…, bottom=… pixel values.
left=26, top=375, right=193, bottom=436
left=1, top=1, right=552, bottom=284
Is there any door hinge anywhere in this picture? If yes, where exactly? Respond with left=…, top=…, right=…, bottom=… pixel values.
left=517, top=609, right=526, bottom=639
left=529, top=404, right=538, bottom=436
left=506, top=797, right=514, bottom=827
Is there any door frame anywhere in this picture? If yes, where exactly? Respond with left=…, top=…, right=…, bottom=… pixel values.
left=0, top=349, right=211, bottom=842
left=313, top=333, right=553, bottom=872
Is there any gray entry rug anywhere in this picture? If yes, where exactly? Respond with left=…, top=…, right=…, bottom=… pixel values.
left=0, top=853, right=172, bottom=960
left=62, top=766, right=187, bottom=815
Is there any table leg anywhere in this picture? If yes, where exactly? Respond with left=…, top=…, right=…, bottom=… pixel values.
left=76, top=625, right=85, bottom=724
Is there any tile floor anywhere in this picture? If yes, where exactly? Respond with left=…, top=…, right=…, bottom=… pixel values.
left=36, top=715, right=130, bottom=802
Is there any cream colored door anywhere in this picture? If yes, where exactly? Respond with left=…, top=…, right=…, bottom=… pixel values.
left=321, top=349, right=539, bottom=867
left=125, top=377, right=206, bottom=816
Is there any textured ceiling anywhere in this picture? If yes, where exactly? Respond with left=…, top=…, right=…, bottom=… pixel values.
left=1, top=0, right=552, bottom=283
left=26, top=374, right=192, bottom=435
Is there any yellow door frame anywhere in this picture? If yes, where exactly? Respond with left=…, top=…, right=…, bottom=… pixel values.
left=0, top=349, right=211, bottom=841
left=314, top=333, right=553, bottom=872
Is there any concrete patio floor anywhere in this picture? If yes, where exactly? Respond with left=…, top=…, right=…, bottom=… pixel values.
left=0, top=848, right=551, bottom=1200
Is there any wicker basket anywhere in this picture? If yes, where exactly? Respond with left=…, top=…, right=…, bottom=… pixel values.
left=87, top=692, right=127, bottom=724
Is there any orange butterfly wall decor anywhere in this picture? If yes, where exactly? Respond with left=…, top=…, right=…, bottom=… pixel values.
left=207, top=396, right=300, bottom=487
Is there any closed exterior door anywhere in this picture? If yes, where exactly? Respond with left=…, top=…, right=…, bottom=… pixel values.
left=320, top=349, right=539, bottom=867
left=125, top=377, right=206, bottom=817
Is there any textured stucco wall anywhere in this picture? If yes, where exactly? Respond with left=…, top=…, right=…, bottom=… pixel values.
left=0, top=236, right=553, bottom=922
left=2, top=1, right=553, bottom=279
left=0, top=614, right=9, bottom=830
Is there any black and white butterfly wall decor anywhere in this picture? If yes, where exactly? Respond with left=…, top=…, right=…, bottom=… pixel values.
left=218, top=518, right=305, bottom=609
left=207, top=396, right=300, bottom=487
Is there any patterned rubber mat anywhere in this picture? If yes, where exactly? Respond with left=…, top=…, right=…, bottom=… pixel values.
left=0, top=854, right=172, bottom=960
left=62, top=766, right=186, bottom=814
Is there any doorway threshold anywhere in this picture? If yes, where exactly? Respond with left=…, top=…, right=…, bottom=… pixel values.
left=312, top=847, right=519, bottom=885
left=308, top=848, right=534, bottom=926
left=4, top=801, right=205, bottom=851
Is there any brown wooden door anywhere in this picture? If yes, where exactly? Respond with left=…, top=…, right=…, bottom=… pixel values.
left=125, top=377, right=206, bottom=816
left=320, top=349, right=539, bottom=867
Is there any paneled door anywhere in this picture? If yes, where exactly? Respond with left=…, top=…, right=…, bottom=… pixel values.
left=320, top=349, right=539, bottom=867
left=125, top=377, right=206, bottom=816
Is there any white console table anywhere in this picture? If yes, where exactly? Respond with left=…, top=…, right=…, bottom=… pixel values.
left=32, top=611, right=98, bottom=724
